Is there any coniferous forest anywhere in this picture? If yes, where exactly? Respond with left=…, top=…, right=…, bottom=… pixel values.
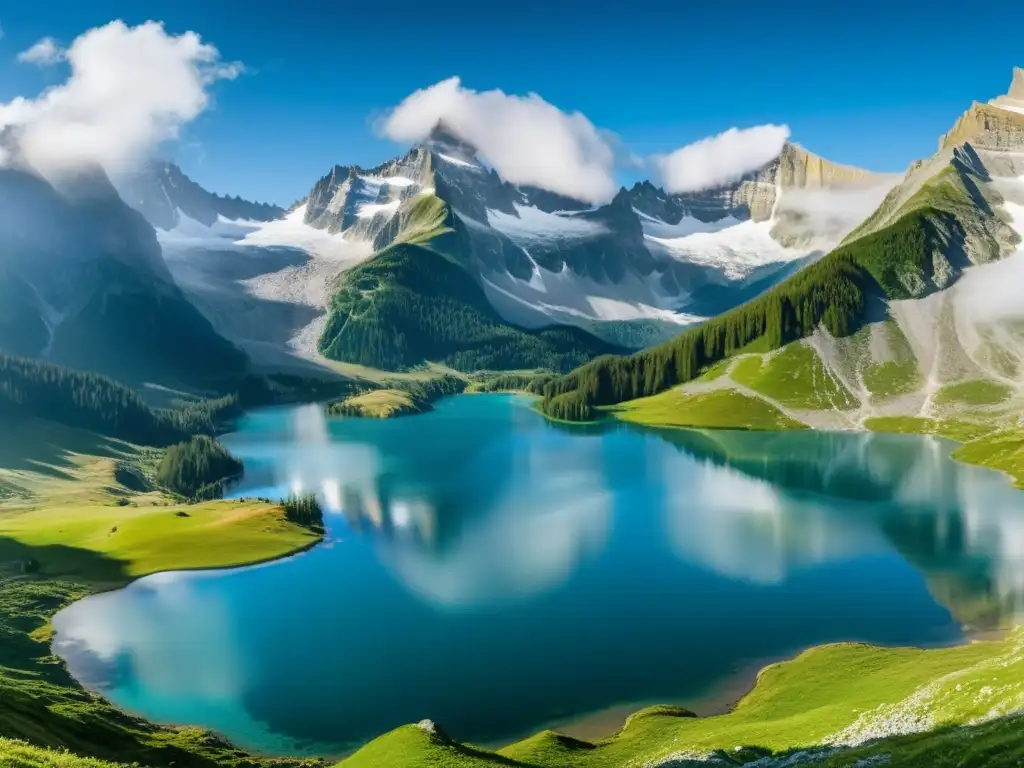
left=0, top=353, right=354, bottom=445
left=318, top=242, right=621, bottom=373
left=156, top=435, right=244, bottom=499
left=0, top=353, right=215, bottom=444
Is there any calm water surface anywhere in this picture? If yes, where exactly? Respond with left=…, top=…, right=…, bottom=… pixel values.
left=53, top=395, right=1024, bottom=754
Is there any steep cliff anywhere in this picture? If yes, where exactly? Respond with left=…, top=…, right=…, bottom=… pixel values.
left=939, top=103, right=1024, bottom=152
left=937, top=68, right=1024, bottom=151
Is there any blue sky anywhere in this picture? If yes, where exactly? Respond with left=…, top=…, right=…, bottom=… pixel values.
left=0, top=0, right=1021, bottom=205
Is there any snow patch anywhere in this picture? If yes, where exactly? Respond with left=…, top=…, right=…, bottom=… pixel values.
left=487, top=204, right=607, bottom=242
left=239, top=205, right=373, bottom=262
left=646, top=218, right=810, bottom=280
left=157, top=209, right=263, bottom=246
left=437, top=152, right=480, bottom=169
left=995, top=102, right=1024, bottom=116
left=635, top=208, right=743, bottom=239
left=482, top=261, right=700, bottom=329
left=159, top=204, right=377, bottom=368
left=355, top=200, right=400, bottom=219
left=363, top=174, right=417, bottom=188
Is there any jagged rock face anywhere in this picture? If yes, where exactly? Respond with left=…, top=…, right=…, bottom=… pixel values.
left=298, top=131, right=879, bottom=348
left=1009, top=66, right=1024, bottom=99
left=939, top=69, right=1024, bottom=152
left=301, top=130, right=662, bottom=286
left=629, top=181, right=687, bottom=223
left=775, top=143, right=879, bottom=188
left=119, top=160, right=283, bottom=231
left=990, top=66, right=1024, bottom=110
left=303, top=150, right=431, bottom=245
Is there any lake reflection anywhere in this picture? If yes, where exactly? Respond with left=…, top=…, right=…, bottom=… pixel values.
left=52, top=395, right=1024, bottom=754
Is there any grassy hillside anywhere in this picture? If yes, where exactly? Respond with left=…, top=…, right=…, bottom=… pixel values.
left=610, top=388, right=806, bottom=431
left=538, top=158, right=1007, bottom=421
left=0, top=421, right=322, bottom=768
left=328, top=388, right=430, bottom=418
left=337, top=629, right=1024, bottom=767
left=318, top=197, right=619, bottom=373
left=328, top=373, right=467, bottom=418
left=596, top=324, right=1024, bottom=487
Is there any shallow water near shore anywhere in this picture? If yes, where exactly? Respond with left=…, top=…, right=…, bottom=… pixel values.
left=52, top=395, right=1024, bottom=755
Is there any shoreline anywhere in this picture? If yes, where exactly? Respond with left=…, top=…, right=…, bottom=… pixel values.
left=30, top=517, right=328, bottom=760
left=490, top=620, right=1014, bottom=750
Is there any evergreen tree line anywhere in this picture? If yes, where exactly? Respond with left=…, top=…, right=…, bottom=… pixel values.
left=540, top=210, right=936, bottom=421
left=388, top=373, right=467, bottom=402
left=282, top=493, right=325, bottom=533
left=0, top=353, right=357, bottom=446
left=0, top=353, right=216, bottom=444
left=155, top=435, right=244, bottom=499
left=471, top=372, right=556, bottom=394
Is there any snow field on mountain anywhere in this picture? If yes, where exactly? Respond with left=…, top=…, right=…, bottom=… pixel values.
left=159, top=205, right=376, bottom=368
left=644, top=217, right=811, bottom=280
left=487, top=204, right=607, bottom=241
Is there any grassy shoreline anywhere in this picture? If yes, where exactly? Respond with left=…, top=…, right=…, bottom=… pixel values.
left=0, top=423, right=325, bottom=768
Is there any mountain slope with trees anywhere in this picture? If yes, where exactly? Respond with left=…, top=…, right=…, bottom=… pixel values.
left=538, top=141, right=1019, bottom=421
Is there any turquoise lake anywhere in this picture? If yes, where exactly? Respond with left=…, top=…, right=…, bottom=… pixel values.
left=52, top=394, right=1024, bottom=755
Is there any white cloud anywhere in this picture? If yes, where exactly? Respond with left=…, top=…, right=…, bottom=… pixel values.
left=0, top=20, right=242, bottom=177
left=382, top=77, right=617, bottom=204
left=656, top=124, right=791, bottom=194
left=774, top=181, right=898, bottom=246
left=17, top=37, right=64, bottom=66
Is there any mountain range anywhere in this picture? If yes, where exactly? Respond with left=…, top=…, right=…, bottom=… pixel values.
left=105, top=123, right=892, bottom=380
left=2, top=69, right=1022, bottom=407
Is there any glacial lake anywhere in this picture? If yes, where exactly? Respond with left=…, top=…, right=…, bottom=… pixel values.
left=53, top=394, right=1024, bottom=755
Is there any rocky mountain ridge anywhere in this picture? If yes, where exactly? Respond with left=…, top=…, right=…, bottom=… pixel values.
left=938, top=68, right=1024, bottom=152
left=294, top=130, right=885, bottom=353
left=653, top=142, right=885, bottom=224
left=119, top=160, right=284, bottom=231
